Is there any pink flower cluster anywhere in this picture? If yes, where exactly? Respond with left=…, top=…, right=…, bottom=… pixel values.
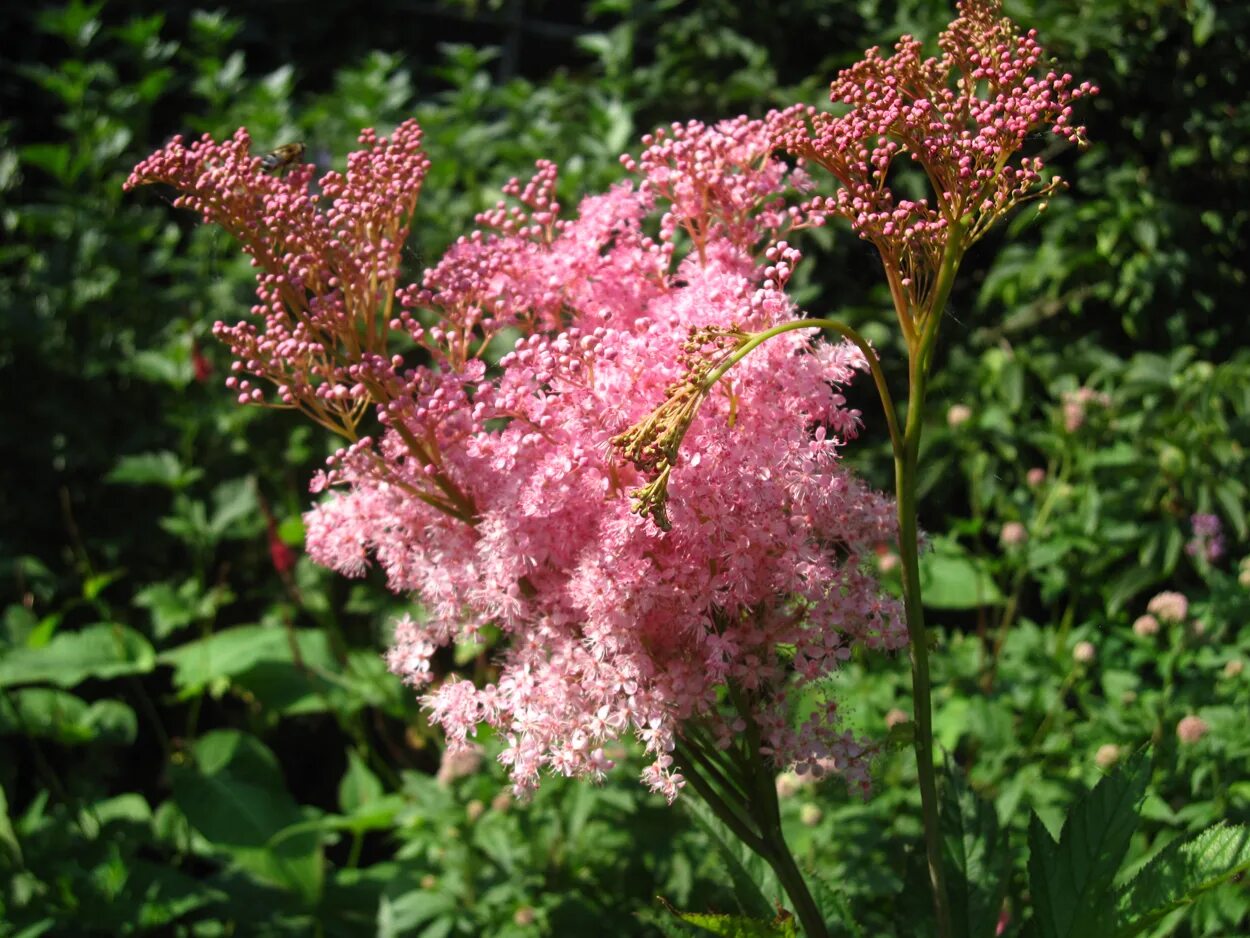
left=131, top=113, right=904, bottom=800
left=769, top=0, right=1096, bottom=322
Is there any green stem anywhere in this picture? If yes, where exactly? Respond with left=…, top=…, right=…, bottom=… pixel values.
left=896, top=365, right=951, bottom=938
left=704, top=318, right=904, bottom=462
left=894, top=221, right=967, bottom=938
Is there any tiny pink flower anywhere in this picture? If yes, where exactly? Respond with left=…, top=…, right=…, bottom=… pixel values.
left=1061, top=387, right=1109, bottom=433
left=513, top=907, right=536, bottom=927
left=1132, top=614, right=1160, bottom=638
left=1147, top=591, right=1188, bottom=624
left=1095, top=744, right=1121, bottom=769
left=1176, top=714, right=1209, bottom=745
left=1185, top=513, right=1224, bottom=563
left=1072, top=640, right=1096, bottom=665
left=1026, top=468, right=1046, bottom=488
left=885, top=708, right=910, bottom=729
left=1222, top=659, right=1243, bottom=680
left=947, top=404, right=972, bottom=428
left=1000, top=522, right=1027, bottom=548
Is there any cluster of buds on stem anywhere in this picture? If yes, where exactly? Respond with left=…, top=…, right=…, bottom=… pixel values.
left=769, top=0, right=1096, bottom=334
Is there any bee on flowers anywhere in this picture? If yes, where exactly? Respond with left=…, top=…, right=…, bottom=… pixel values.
left=258, top=142, right=306, bottom=177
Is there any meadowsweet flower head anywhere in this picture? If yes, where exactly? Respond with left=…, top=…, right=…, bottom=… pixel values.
left=1132, top=614, right=1160, bottom=638
left=1176, top=714, right=1208, bottom=745
left=1072, top=640, right=1096, bottom=664
left=1095, top=743, right=1121, bottom=769
left=946, top=404, right=972, bottom=428
left=1061, top=386, right=1109, bottom=432
left=1147, top=591, right=1188, bottom=624
left=132, top=114, right=907, bottom=801
left=1000, top=521, right=1027, bottom=548
left=1026, top=467, right=1046, bottom=487
left=125, top=122, right=431, bottom=439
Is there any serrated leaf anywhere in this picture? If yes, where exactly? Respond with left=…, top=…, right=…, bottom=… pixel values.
left=1028, top=752, right=1150, bottom=938
left=207, top=477, right=261, bottom=539
left=941, top=760, right=1009, bottom=938
left=0, top=623, right=155, bottom=688
left=1113, top=824, right=1250, bottom=938
left=159, top=623, right=329, bottom=692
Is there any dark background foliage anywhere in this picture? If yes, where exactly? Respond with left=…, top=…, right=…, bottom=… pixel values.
left=2, top=1, right=1248, bottom=935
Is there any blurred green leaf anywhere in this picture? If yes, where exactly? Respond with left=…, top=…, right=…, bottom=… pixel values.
left=171, top=730, right=324, bottom=903
left=919, top=539, right=1004, bottom=609
left=106, top=451, right=203, bottom=490
left=0, top=623, right=155, bottom=688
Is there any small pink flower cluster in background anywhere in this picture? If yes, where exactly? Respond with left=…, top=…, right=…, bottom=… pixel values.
left=1061, top=386, right=1110, bottom=432
left=1186, top=513, right=1224, bottom=563
left=130, top=112, right=904, bottom=801
left=769, top=0, right=1095, bottom=325
left=1146, top=590, right=1189, bottom=625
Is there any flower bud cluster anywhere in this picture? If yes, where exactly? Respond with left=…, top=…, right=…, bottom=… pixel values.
left=768, top=0, right=1096, bottom=324
left=125, top=121, right=431, bottom=439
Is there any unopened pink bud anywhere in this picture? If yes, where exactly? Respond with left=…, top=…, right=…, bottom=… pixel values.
left=1176, top=714, right=1208, bottom=745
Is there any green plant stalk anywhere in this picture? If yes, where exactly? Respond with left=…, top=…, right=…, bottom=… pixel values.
left=895, top=357, right=951, bottom=938
left=894, top=223, right=968, bottom=938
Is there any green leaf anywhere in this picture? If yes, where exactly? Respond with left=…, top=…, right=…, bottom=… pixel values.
left=170, top=730, right=323, bottom=904
left=1114, top=824, right=1250, bottom=938
left=941, top=760, right=1009, bottom=938
left=207, top=477, right=261, bottom=539
left=338, top=750, right=384, bottom=815
left=133, top=579, right=232, bottom=640
left=159, top=623, right=325, bottom=692
left=0, top=623, right=155, bottom=688
left=919, top=540, right=1004, bottom=609
left=1028, top=751, right=1150, bottom=938
left=377, top=889, right=459, bottom=938
left=105, top=451, right=203, bottom=490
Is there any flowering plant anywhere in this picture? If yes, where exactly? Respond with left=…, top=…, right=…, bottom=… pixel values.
left=127, top=1, right=1115, bottom=934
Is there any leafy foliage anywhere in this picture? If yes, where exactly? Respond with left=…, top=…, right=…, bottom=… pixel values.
left=2, top=0, right=1248, bottom=935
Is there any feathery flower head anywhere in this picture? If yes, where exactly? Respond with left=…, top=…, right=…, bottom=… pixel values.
left=133, top=116, right=905, bottom=801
